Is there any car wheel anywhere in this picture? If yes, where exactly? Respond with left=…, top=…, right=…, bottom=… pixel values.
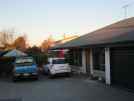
left=66, top=73, right=71, bottom=77
left=34, top=76, right=39, bottom=80
left=49, top=73, right=54, bottom=78
left=48, top=70, right=54, bottom=78
left=49, top=75, right=54, bottom=79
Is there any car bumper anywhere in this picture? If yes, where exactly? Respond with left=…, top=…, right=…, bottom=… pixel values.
left=13, top=73, right=38, bottom=79
left=50, top=69, right=71, bottom=75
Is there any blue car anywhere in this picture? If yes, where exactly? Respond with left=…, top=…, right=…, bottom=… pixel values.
left=12, top=56, right=38, bottom=81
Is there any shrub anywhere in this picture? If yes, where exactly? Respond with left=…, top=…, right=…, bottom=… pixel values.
left=29, top=53, right=48, bottom=66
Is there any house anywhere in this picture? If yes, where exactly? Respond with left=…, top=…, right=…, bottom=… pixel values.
left=52, top=35, right=79, bottom=47
left=49, top=35, right=78, bottom=58
left=51, top=17, right=134, bottom=90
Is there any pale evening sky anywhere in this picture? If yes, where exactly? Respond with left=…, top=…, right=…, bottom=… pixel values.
left=0, top=0, right=134, bottom=46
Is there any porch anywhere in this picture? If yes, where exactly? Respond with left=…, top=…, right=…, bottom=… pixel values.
left=67, top=47, right=111, bottom=85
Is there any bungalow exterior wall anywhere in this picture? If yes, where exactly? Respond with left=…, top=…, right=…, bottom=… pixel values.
left=67, top=48, right=94, bottom=76
left=68, top=47, right=111, bottom=85
left=68, top=45, right=134, bottom=90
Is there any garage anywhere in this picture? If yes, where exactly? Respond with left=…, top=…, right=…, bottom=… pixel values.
left=111, top=47, right=134, bottom=89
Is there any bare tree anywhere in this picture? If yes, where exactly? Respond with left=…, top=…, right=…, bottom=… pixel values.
left=0, top=29, right=15, bottom=47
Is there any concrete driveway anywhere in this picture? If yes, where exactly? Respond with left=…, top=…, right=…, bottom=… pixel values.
left=0, top=75, right=134, bottom=101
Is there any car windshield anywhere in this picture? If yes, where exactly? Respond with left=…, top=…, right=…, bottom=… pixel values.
left=15, top=57, right=34, bottom=66
left=52, top=59, right=65, bottom=64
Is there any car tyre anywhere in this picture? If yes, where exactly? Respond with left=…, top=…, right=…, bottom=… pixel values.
left=48, top=70, right=54, bottom=78
left=66, top=73, right=71, bottom=77
left=34, top=76, right=39, bottom=80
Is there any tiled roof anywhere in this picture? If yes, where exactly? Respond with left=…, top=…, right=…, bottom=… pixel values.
left=52, top=17, right=134, bottom=49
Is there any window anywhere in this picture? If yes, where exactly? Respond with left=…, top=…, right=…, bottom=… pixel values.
left=52, top=59, right=65, bottom=64
left=93, top=48, right=105, bottom=71
left=67, top=49, right=82, bottom=66
left=15, top=57, right=34, bottom=66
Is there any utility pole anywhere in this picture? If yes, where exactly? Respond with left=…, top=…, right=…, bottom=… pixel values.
left=122, top=4, right=129, bottom=18
left=122, top=2, right=134, bottom=19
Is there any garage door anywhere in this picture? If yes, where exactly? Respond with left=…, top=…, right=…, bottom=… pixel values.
left=111, top=47, right=134, bottom=90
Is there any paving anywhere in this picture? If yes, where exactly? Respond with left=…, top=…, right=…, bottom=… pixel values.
left=0, top=75, right=134, bottom=101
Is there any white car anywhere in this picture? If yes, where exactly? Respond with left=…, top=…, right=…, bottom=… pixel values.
left=48, top=58, right=71, bottom=77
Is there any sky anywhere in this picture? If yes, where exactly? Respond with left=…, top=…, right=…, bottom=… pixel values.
left=0, top=0, right=134, bottom=46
